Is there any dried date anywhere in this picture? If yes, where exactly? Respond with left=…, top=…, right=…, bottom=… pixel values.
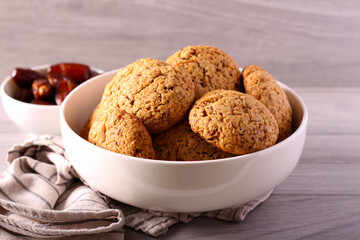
left=14, top=89, right=34, bottom=103
left=32, top=79, right=55, bottom=102
left=47, top=72, right=68, bottom=87
left=55, top=79, right=78, bottom=105
left=11, top=62, right=93, bottom=105
left=48, top=63, right=90, bottom=84
left=31, top=99, right=54, bottom=105
left=11, top=68, right=45, bottom=88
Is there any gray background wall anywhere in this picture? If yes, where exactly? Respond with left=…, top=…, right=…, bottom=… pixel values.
left=1, top=0, right=359, bottom=87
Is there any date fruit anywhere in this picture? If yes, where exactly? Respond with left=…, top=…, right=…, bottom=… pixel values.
left=14, top=89, right=34, bottom=103
left=47, top=72, right=68, bottom=87
left=48, top=63, right=90, bottom=84
left=31, top=99, right=54, bottom=105
left=11, top=62, right=93, bottom=105
left=32, top=79, right=55, bottom=102
left=55, top=79, right=78, bottom=105
left=11, top=68, right=45, bottom=88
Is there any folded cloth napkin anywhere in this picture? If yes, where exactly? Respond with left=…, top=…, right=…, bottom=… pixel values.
left=0, top=136, right=272, bottom=238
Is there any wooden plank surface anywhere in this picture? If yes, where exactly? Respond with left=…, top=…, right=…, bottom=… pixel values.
left=1, top=0, right=360, bottom=239
left=124, top=195, right=360, bottom=240
left=1, top=88, right=360, bottom=239
left=0, top=0, right=360, bottom=88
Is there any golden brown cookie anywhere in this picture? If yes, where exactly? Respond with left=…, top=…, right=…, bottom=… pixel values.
left=166, top=45, right=241, bottom=99
left=101, top=58, right=195, bottom=135
left=80, top=103, right=106, bottom=140
left=189, top=90, right=279, bottom=155
left=153, top=120, right=235, bottom=161
left=241, top=65, right=265, bottom=79
left=242, top=65, right=292, bottom=141
left=84, top=105, right=156, bottom=159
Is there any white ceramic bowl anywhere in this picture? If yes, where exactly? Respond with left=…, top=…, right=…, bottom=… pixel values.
left=60, top=69, right=308, bottom=212
left=1, top=64, right=103, bottom=136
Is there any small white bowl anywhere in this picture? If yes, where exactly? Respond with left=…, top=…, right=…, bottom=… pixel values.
left=60, top=69, right=308, bottom=212
left=0, top=64, right=103, bottom=136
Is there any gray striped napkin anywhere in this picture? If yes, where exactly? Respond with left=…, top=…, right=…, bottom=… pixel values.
left=0, top=136, right=272, bottom=238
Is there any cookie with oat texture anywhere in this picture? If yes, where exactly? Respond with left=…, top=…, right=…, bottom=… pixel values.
left=189, top=89, right=279, bottom=155
left=101, top=58, right=195, bottom=134
left=166, top=45, right=241, bottom=99
left=153, top=120, right=235, bottom=161
left=83, top=105, right=156, bottom=159
left=242, top=65, right=292, bottom=141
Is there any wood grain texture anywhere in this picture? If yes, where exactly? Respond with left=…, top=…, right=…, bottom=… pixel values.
left=0, top=0, right=360, bottom=87
left=124, top=195, right=360, bottom=240
left=1, top=88, right=360, bottom=239
left=1, top=0, right=360, bottom=239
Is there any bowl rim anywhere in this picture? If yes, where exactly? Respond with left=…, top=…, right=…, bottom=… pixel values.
left=1, top=64, right=104, bottom=109
left=61, top=68, right=308, bottom=166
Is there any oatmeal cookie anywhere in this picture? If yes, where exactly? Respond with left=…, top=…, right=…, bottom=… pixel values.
left=241, top=65, right=265, bottom=79
left=166, top=45, right=241, bottom=99
left=189, top=90, right=279, bottom=155
left=101, top=58, right=195, bottom=135
left=80, top=103, right=106, bottom=140
left=242, top=65, right=292, bottom=141
left=153, top=120, right=235, bottom=161
left=84, top=105, right=156, bottom=159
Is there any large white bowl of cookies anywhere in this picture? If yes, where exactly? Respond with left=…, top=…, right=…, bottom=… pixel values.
left=60, top=45, right=308, bottom=212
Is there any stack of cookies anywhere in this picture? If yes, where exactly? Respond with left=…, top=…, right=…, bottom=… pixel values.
left=81, top=45, right=292, bottom=161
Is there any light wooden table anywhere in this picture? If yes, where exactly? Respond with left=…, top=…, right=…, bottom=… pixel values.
left=1, top=0, right=359, bottom=239
left=1, top=88, right=359, bottom=239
